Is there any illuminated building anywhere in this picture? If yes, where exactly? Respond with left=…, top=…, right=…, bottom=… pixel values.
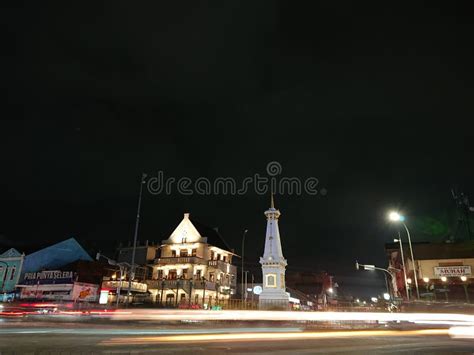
left=147, top=213, right=237, bottom=307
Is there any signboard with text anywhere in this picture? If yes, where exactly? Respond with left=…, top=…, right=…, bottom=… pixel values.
left=21, top=270, right=75, bottom=285
left=434, top=265, right=471, bottom=277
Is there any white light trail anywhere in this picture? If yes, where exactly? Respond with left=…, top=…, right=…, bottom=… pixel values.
left=103, top=309, right=474, bottom=327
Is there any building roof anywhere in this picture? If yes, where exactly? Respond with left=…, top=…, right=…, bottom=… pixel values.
left=162, top=213, right=235, bottom=253
left=21, top=237, right=93, bottom=274
left=190, top=218, right=234, bottom=253
left=0, top=248, right=23, bottom=258
left=385, top=240, right=474, bottom=260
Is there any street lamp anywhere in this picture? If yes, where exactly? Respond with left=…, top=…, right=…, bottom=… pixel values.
left=356, top=261, right=395, bottom=299
left=394, top=237, right=410, bottom=300
left=96, top=252, right=130, bottom=307
left=327, top=287, right=334, bottom=294
left=423, top=277, right=429, bottom=283
left=441, top=276, right=447, bottom=282
left=127, top=173, right=147, bottom=306
left=388, top=211, right=420, bottom=299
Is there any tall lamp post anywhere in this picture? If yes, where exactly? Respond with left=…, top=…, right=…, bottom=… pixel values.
left=241, top=229, right=248, bottom=302
left=394, top=235, right=410, bottom=301
left=388, top=211, right=420, bottom=299
left=127, top=173, right=147, bottom=306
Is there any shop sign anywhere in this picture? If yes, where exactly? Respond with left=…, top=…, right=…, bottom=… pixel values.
left=434, top=265, right=471, bottom=277
left=22, top=270, right=75, bottom=285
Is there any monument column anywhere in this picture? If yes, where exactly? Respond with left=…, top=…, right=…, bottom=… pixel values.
left=259, top=195, right=289, bottom=309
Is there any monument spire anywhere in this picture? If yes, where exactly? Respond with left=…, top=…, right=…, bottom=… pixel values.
left=259, top=196, right=289, bottom=309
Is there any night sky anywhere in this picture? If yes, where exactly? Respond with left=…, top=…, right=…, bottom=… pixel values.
left=2, top=2, right=474, bottom=297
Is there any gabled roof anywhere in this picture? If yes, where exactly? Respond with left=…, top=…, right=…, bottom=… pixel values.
left=165, top=213, right=202, bottom=244
left=190, top=218, right=234, bottom=253
left=0, top=248, right=23, bottom=258
left=163, top=213, right=235, bottom=253
left=21, top=237, right=93, bottom=274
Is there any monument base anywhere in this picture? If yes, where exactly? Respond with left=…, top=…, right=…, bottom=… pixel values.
left=259, top=293, right=290, bottom=310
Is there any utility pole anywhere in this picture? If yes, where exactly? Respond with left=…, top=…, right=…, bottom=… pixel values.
left=127, top=173, right=147, bottom=306
left=394, top=234, right=410, bottom=301
left=241, top=229, right=248, bottom=302
left=202, top=277, right=206, bottom=309
left=244, top=270, right=249, bottom=301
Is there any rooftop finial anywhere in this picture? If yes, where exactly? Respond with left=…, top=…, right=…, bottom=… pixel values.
left=270, top=193, right=275, bottom=209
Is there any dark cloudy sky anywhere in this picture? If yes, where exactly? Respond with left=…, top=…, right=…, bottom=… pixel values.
left=2, top=2, right=474, bottom=297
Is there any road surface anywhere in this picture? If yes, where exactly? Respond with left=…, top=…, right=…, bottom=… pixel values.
left=1, top=320, right=473, bottom=354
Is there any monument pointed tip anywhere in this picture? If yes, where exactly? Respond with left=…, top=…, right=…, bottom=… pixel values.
left=270, top=193, right=275, bottom=209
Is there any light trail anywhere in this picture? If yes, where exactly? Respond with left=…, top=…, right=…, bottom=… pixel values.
left=449, top=326, right=474, bottom=339
left=104, top=309, right=474, bottom=326
left=101, top=329, right=449, bottom=345
left=0, top=327, right=302, bottom=336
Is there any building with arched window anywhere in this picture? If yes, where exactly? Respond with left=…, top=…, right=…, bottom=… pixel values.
left=146, top=213, right=237, bottom=307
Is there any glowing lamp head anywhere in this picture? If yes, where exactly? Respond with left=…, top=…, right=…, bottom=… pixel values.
left=407, top=278, right=412, bottom=284
left=461, top=276, right=467, bottom=282
left=327, top=287, right=333, bottom=294
left=383, top=293, right=390, bottom=300
left=423, top=277, right=429, bottom=283
left=388, top=211, right=405, bottom=222
left=441, top=276, right=447, bottom=282
left=371, top=297, right=378, bottom=303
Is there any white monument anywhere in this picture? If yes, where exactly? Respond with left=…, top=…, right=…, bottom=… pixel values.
left=259, top=195, right=289, bottom=309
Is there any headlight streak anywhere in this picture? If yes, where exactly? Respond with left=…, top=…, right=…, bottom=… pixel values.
left=101, top=329, right=449, bottom=345
left=103, top=309, right=474, bottom=326
left=449, top=326, right=474, bottom=339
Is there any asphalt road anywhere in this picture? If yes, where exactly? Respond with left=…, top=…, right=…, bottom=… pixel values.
left=1, top=321, right=473, bottom=354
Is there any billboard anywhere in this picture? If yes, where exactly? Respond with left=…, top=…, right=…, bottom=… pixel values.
left=71, top=282, right=99, bottom=302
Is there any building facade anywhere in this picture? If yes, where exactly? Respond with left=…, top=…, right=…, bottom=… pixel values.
left=0, top=238, right=92, bottom=302
left=387, top=240, right=474, bottom=302
left=17, top=268, right=99, bottom=302
left=116, top=240, right=159, bottom=280
left=0, top=248, right=25, bottom=301
left=146, top=213, right=237, bottom=307
left=259, top=196, right=289, bottom=309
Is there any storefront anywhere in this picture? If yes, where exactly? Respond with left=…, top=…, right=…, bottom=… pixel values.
left=386, top=240, right=474, bottom=302
left=100, top=280, right=148, bottom=304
